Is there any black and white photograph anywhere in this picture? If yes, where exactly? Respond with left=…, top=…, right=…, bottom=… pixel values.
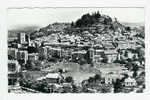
left=7, top=8, right=145, bottom=93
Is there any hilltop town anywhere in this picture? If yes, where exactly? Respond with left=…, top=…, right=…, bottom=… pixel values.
left=8, top=11, right=145, bottom=93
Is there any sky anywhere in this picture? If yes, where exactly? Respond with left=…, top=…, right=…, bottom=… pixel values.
left=7, top=8, right=144, bottom=30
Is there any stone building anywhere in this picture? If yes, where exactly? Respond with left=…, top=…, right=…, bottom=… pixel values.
left=8, top=60, right=21, bottom=86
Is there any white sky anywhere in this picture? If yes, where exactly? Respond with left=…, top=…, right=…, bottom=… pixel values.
left=7, top=8, right=144, bottom=30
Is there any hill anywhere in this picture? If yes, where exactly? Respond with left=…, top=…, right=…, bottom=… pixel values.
left=8, top=25, right=40, bottom=38
left=8, top=11, right=144, bottom=41
left=30, top=23, right=70, bottom=39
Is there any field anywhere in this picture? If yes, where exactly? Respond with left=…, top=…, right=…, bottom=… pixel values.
left=23, top=62, right=101, bottom=84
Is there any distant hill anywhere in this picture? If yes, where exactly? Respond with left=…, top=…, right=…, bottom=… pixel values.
left=121, top=22, right=144, bottom=28
left=8, top=25, right=40, bottom=38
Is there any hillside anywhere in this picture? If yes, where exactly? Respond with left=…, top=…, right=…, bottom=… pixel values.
left=8, top=11, right=144, bottom=40
left=30, top=12, right=128, bottom=40
left=30, top=23, right=70, bottom=39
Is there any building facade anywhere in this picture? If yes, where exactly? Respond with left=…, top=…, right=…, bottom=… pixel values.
left=8, top=60, right=21, bottom=86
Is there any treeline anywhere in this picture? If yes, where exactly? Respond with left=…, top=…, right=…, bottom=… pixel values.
left=71, top=11, right=112, bottom=27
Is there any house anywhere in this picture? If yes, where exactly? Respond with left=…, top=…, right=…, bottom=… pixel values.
left=117, top=35, right=126, bottom=41
left=104, top=50, right=118, bottom=63
left=36, top=73, right=63, bottom=84
left=94, top=63, right=128, bottom=75
left=8, top=60, right=21, bottom=86
left=48, top=47, right=62, bottom=58
left=103, top=73, right=124, bottom=84
left=18, top=33, right=29, bottom=45
left=89, top=47, right=104, bottom=63
left=28, top=53, right=39, bottom=61
left=8, top=60, right=21, bottom=74
left=17, top=50, right=28, bottom=64
left=103, top=42, right=115, bottom=50
left=93, top=49, right=104, bottom=63
left=38, top=46, right=48, bottom=59
left=129, top=41, right=137, bottom=49
left=127, top=51, right=135, bottom=59
left=8, top=48, right=18, bottom=60
left=61, top=48, right=73, bottom=60
left=117, top=41, right=129, bottom=49
left=123, top=77, right=137, bottom=87
left=29, top=41, right=36, bottom=47
left=72, top=50, right=87, bottom=61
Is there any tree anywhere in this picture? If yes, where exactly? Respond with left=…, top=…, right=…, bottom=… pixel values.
left=58, top=68, right=63, bottom=74
left=94, top=11, right=101, bottom=19
left=126, top=58, right=132, bottom=62
left=27, top=46, right=38, bottom=53
left=75, top=19, right=82, bottom=27
left=124, top=50, right=128, bottom=57
left=113, top=79, right=123, bottom=93
left=84, top=50, right=91, bottom=64
left=65, top=76, right=74, bottom=83
left=75, top=11, right=103, bottom=27
left=133, top=71, right=137, bottom=78
left=25, top=60, right=42, bottom=71
left=133, top=54, right=137, bottom=61
left=94, top=74, right=101, bottom=82
left=125, top=26, right=131, bottom=32
left=88, top=77, right=94, bottom=83
left=39, top=54, right=46, bottom=61
left=72, top=84, right=79, bottom=93
left=79, top=57, right=87, bottom=65
left=25, top=60, right=33, bottom=70
left=100, top=84, right=111, bottom=93
left=57, top=38, right=61, bottom=43
left=125, top=62, right=133, bottom=70
left=33, top=60, right=42, bottom=70
left=101, top=53, right=108, bottom=63
left=71, top=21, right=74, bottom=27
left=132, top=63, right=139, bottom=72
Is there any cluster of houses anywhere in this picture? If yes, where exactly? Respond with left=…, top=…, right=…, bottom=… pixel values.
left=8, top=19, right=145, bottom=93
left=8, top=33, right=29, bottom=90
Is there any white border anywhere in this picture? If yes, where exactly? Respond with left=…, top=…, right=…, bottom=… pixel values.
left=0, top=0, right=150, bottom=100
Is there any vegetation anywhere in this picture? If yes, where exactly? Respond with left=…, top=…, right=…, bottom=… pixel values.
left=113, top=79, right=123, bottom=93
left=72, top=11, right=112, bottom=27
left=25, top=60, right=42, bottom=71
left=65, top=76, right=74, bottom=83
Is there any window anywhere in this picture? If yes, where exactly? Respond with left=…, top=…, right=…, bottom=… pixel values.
left=8, top=63, right=16, bottom=72
left=8, top=78, right=17, bottom=85
left=21, top=52, right=25, bottom=59
left=8, top=50, right=16, bottom=60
